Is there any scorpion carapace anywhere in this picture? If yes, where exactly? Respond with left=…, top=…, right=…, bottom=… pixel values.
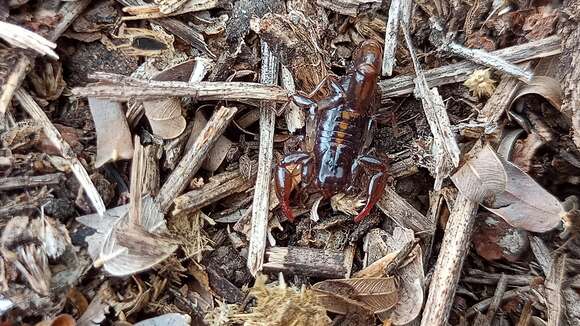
left=275, top=39, right=389, bottom=223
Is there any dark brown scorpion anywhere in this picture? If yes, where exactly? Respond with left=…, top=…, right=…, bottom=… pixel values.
left=275, top=39, right=389, bottom=223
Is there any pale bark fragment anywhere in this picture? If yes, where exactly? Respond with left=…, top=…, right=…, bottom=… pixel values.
left=72, top=75, right=288, bottom=103
left=382, top=0, right=411, bottom=76
left=155, top=106, right=238, bottom=212
left=247, top=41, right=279, bottom=276
left=377, top=186, right=434, bottom=237
left=88, top=98, right=134, bottom=168
left=420, top=194, right=478, bottom=326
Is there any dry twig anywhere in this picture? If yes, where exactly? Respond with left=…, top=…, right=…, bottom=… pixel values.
left=247, top=41, right=279, bottom=276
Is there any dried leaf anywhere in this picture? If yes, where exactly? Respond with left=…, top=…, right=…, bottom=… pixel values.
left=451, top=144, right=564, bottom=232
left=187, top=111, right=232, bottom=171
left=87, top=98, right=134, bottom=168
left=511, top=76, right=563, bottom=113
left=142, top=98, right=186, bottom=140
left=312, top=277, right=398, bottom=315
left=134, top=313, right=191, bottom=326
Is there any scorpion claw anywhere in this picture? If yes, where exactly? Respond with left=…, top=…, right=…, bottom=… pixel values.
left=353, top=172, right=388, bottom=223
left=274, top=152, right=312, bottom=222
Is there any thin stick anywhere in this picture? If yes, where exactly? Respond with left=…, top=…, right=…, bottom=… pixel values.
left=546, top=254, right=566, bottom=326
left=72, top=77, right=288, bottom=102
left=420, top=193, right=478, bottom=326
left=247, top=41, right=279, bottom=276
left=402, top=25, right=460, bottom=189
left=0, top=173, right=64, bottom=191
left=382, top=0, right=411, bottom=76
left=155, top=106, right=238, bottom=212
left=15, top=89, right=106, bottom=216
left=430, top=20, right=533, bottom=81
left=377, top=186, right=434, bottom=237
left=474, top=274, right=508, bottom=326
left=379, top=36, right=561, bottom=100
left=466, top=286, right=531, bottom=318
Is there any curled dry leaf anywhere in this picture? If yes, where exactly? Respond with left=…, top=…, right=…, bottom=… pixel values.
left=511, top=76, right=563, bottom=116
left=361, top=227, right=424, bottom=324
left=312, top=277, right=398, bottom=315
left=142, top=97, right=186, bottom=139
left=87, top=98, right=134, bottom=168
left=451, top=144, right=564, bottom=232
left=187, top=110, right=232, bottom=172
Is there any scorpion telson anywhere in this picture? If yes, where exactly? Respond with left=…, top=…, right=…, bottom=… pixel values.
left=275, top=39, right=389, bottom=223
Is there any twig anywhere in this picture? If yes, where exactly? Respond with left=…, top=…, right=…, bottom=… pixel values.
left=72, top=75, right=288, bottom=102
left=477, top=76, right=521, bottom=134
left=420, top=193, right=479, bottom=326
left=546, top=253, right=567, bottom=326
left=382, top=0, right=411, bottom=76
left=377, top=186, right=434, bottom=237
left=402, top=25, right=460, bottom=189
left=0, top=173, right=64, bottom=191
left=430, top=20, right=533, bottom=81
left=155, top=106, right=238, bottom=212
left=122, top=0, right=220, bottom=20
left=379, top=36, right=561, bottom=100
left=316, top=0, right=381, bottom=16
left=15, top=89, right=106, bottom=216
left=247, top=41, right=279, bottom=276
left=466, top=286, right=531, bottom=318
left=474, top=274, right=508, bottom=326
left=173, top=168, right=256, bottom=216
left=529, top=235, right=554, bottom=276
left=263, top=247, right=349, bottom=278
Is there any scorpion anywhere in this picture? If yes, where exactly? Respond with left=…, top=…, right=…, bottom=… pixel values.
left=275, top=39, right=389, bottom=223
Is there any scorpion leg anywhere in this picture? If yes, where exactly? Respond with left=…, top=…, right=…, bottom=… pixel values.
left=350, top=155, right=389, bottom=223
left=274, top=152, right=314, bottom=222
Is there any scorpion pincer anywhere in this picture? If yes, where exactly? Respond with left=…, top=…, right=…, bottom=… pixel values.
left=275, top=39, right=389, bottom=223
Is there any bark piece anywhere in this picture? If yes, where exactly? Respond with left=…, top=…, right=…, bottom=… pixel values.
left=156, top=106, right=238, bottom=212
left=88, top=98, right=134, bottom=167
left=72, top=74, right=288, bottom=102
left=377, top=186, right=434, bottom=237
left=173, top=168, right=256, bottom=216
left=557, top=0, right=580, bottom=149
left=263, top=246, right=349, bottom=278
left=247, top=41, right=279, bottom=276
left=0, top=173, right=64, bottom=191
left=382, top=0, right=411, bottom=76
left=403, top=26, right=460, bottom=189
left=186, top=111, right=233, bottom=172
left=420, top=193, right=478, bottom=326
left=316, top=0, right=381, bottom=16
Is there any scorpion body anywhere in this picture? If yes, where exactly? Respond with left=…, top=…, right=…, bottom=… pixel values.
left=275, top=39, right=389, bottom=223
